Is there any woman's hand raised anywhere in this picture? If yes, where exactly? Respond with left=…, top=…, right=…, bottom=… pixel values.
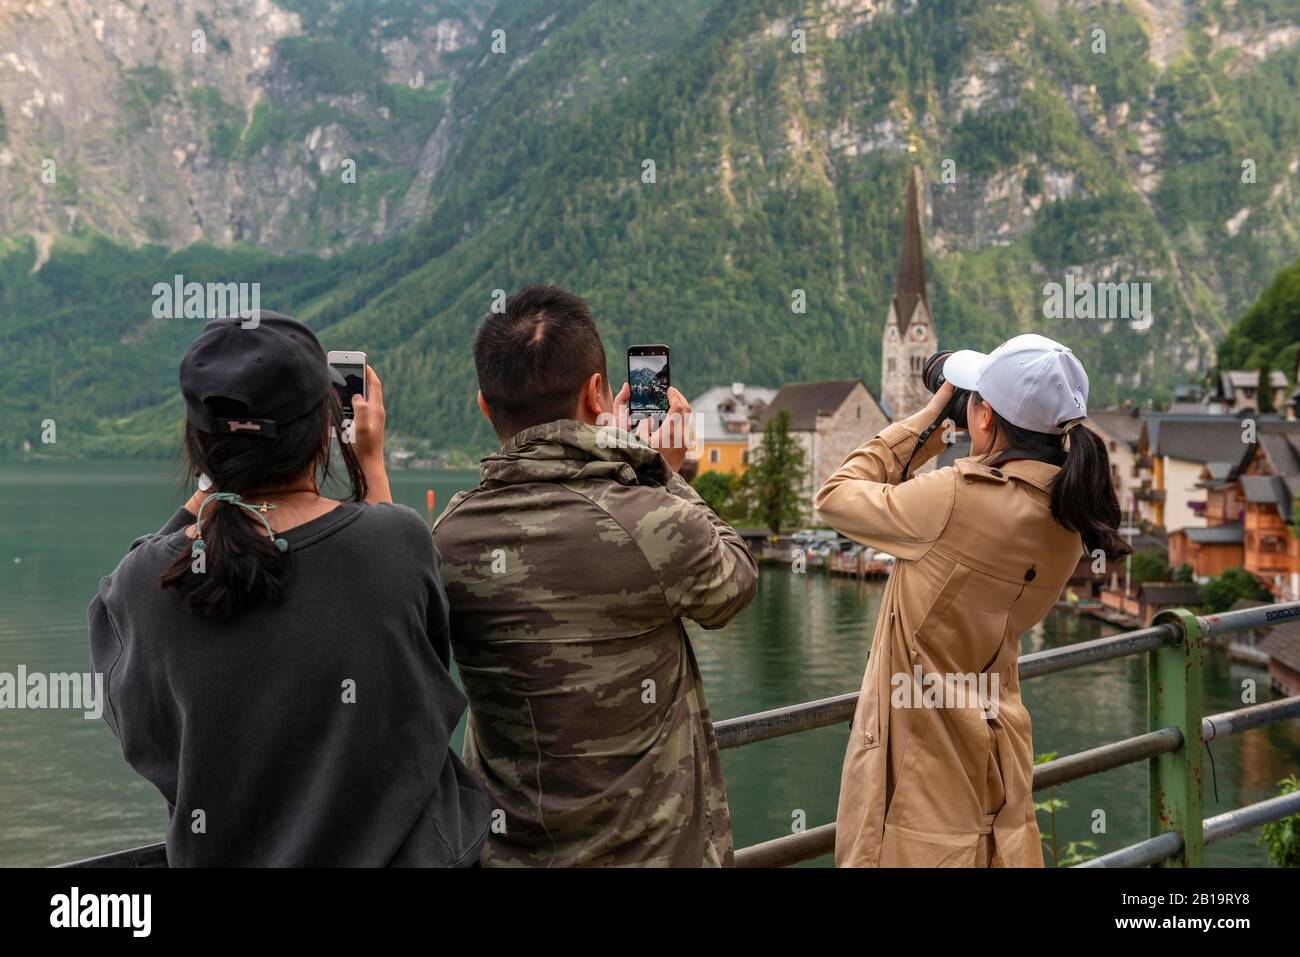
left=349, top=366, right=392, bottom=504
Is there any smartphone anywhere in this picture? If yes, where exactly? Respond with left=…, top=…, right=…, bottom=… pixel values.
left=327, top=351, right=367, bottom=416
left=627, top=344, right=670, bottom=430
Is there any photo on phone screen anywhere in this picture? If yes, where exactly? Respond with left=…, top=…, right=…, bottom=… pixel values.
left=628, top=345, right=670, bottom=428
left=327, top=352, right=366, bottom=416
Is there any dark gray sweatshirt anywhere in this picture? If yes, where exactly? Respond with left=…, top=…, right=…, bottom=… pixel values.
left=88, top=500, right=490, bottom=867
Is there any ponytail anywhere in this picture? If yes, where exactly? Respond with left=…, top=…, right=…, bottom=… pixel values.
left=160, top=392, right=366, bottom=621
left=972, top=391, right=1129, bottom=560
left=162, top=490, right=289, bottom=621
left=1051, top=423, right=1130, bottom=559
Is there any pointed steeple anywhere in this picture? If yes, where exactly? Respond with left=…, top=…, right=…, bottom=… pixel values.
left=891, top=166, right=928, bottom=331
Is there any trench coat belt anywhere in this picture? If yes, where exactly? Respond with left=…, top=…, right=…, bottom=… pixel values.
left=977, top=813, right=997, bottom=836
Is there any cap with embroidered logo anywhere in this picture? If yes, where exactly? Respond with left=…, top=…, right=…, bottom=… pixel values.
left=179, top=311, right=341, bottom=439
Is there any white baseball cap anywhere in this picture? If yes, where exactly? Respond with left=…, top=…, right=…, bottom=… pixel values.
left=941, top=334, right=1088, bottom=435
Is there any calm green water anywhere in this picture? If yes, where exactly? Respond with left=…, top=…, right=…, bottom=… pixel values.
left=1, top=459, right=1297, bottom=867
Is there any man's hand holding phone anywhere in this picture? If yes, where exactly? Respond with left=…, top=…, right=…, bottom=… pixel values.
left=614, top=383, right=692, bottom=473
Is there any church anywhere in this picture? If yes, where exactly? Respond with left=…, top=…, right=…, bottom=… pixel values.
left=753, top=165, right=940, bottom=522
left=880, top=166, right=938, bottom=422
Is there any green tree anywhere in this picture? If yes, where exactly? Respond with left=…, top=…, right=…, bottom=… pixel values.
left=1199, top=567, right=1273, bottom=614
left=692, top=470, right=741, bottom=521
left=1258, top=774, right=1300, bottom=867
left=1257, top=360, right=1276, bottom=414
left=1129, top=549, right=1169, bottom=586
left=741, top=410, right=808, bottom=535
left=1218, top=259, right=1300, bottom=372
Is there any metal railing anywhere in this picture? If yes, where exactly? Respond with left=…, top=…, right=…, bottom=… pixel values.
left=724, top=601, right=1300, bottom=868
left=57, top=602, right=1300, bottom=869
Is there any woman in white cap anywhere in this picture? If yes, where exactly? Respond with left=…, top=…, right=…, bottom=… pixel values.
left=816, top=334, right=1127, bottom=867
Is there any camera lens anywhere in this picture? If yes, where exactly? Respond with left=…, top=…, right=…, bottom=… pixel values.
left=922, top=352, right=952, bottom=394
left=919, top=350, right=969, bottom=430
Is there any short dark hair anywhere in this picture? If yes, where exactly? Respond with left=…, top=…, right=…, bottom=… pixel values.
left=473, top=284, right=608, bottom=440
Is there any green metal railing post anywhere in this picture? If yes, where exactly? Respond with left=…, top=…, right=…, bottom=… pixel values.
left=1148, top=608, right=1204, bottom=867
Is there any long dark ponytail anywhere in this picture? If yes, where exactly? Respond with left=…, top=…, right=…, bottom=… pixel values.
left=973, top=391, right=1130, bottom=559
left=160, top=392, right=367, bottom=620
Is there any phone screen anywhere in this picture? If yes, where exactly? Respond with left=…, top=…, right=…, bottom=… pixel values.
left=628, top=346, right=670, bottom=426
left=332, top=363, right=365, bottom=415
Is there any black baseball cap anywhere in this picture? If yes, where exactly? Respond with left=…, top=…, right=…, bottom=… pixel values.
left=179, top=310, right=339, bottom=439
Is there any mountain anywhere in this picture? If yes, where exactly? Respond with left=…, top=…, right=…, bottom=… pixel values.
left=0, top=0, right=490, bottom=258
left=2, top=0, right=1299, bottom=459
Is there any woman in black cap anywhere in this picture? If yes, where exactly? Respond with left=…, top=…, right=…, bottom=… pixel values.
left=88, top=311, right=490, bottom=867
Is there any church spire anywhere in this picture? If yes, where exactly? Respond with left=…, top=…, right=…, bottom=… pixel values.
left=891, top=166, right=928, bottom=331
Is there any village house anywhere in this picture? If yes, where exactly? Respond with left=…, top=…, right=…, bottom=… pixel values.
left=753, top=379, right=889, bottom=523
left=1166, top=419, right=1300, bottom=598
left=1098, top=581, right=1203, bottom=627
left=1167, top=383, right=1208, bottom=414
left=1087, top=409, right=1142, bottom=512
left=1239, top=474, right=1292, bottom=597
left=687, top=383, right=776, bottom=476
left=1210, top=369, right=1289, bottom=415
left=1232, top=421, right=1300, bottom=600
left=1168, top=523, right=1245, bottom=580
left=1258, top=618, right=1300, bottom=696
left=1134, top=413, right=1254, bottom=532
left=1167, top=460, right=1245, bottom=579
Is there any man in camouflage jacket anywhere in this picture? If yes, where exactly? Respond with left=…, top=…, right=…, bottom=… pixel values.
left=434, top=285, right=758, bottom=867
left=435, top=420, right=756, bottom=866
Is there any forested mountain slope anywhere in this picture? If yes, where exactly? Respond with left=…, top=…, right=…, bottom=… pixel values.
left=1, top=0, right=1298, bottom=457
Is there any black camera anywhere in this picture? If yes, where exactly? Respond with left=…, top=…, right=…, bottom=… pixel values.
left=920, top=351, right=970, bottom=430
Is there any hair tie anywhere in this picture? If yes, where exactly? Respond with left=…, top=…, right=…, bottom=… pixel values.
left=191, top=491, right=289, bottom=556
left=1063, top=420, right=1081, bottom=433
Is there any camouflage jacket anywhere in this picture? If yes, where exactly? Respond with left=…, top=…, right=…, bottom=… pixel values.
left=433, top=419, right=758, bottom=867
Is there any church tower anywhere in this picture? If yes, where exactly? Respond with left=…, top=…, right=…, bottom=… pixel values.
left=880, top=167, right=937, bottom=421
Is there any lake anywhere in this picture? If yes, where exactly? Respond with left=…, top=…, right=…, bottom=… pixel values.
left=1, top=458, right=1297, bottom=866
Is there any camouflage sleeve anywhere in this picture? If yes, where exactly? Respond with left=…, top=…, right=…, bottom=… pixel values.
left=633, top=474, right=758, bottom=629
left=814, top=407, right=954, bottom=562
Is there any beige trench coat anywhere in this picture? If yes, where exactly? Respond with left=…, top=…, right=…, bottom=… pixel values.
left=815, top=408, right=1082, bottom=867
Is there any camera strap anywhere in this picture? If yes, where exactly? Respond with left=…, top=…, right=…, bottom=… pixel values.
left=899, top=418, right=942, bottom=482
